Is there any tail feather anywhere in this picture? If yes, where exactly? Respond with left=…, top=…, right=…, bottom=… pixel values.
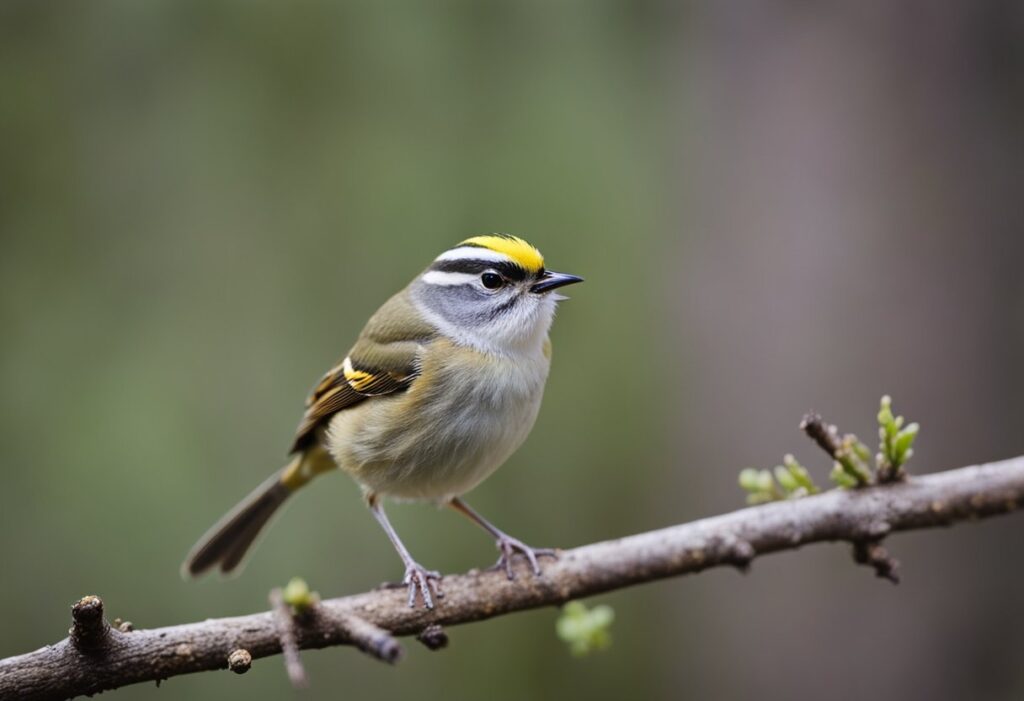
left=182, top=467, right=294, bottom=578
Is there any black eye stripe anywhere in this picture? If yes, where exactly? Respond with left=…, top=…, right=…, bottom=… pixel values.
left=488, top=294, right=519, bottom=319
left=431, top=259, right=527, bottom=282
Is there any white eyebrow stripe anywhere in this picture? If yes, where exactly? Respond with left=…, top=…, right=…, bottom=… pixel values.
left=421, top=270, right=480, bottom=286
left=433, top=247, right=512, bottom=264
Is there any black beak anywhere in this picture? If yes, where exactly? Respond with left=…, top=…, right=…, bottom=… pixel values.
left=530, top=270, right=584, bottom=294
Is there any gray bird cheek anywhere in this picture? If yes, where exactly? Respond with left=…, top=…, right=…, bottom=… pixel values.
left=413, top=281, right=484, bottom=327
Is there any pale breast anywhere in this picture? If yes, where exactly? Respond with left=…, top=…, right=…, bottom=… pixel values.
left=326, top=338, right=551, bottom=502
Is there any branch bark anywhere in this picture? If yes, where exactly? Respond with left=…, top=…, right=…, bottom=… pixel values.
left=3, top=455, right=1023, bottom=701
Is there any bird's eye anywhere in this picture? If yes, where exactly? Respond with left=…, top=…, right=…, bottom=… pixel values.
left=481, top=272, right=504, bottom=290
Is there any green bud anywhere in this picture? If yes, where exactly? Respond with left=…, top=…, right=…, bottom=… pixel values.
left=774, top=465, right=799, bottom=492
left=738, top=468, right=762, bottom=492
left=878, top=395, right=893, bottom=423
left=895, top=423, right=919, bottom=459
left=556, top=601, right=615, bottom=656
left=830, top=463, right=858, bottom=488
left=852, top=440, right=873, bottom=464
left=282, top=577, right=318, bottom=611
left=783, top=455, right=818, bottom=493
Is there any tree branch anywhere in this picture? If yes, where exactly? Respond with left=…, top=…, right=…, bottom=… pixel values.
left=3, top=455, right=1024, bottom=701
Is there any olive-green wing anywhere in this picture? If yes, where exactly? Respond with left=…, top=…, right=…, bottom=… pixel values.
left=289, top=290, right=437, bottom=453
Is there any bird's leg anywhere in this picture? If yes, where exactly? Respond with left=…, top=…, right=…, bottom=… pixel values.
left=449, top=497, right=557, bottom=579
left=367, top=495, right=442, bottom=609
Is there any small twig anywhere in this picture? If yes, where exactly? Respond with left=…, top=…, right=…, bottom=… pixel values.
left=800, top=413, right=842, bottom=458
left=801, top=411, right=873, bottom=486
left=801, top=411, right=901, bottom=572
left=269, top=588, right=307, bottom=688
left=852, top=540, right=900, bottom=584
left=313, top=607, right=403, bottom=664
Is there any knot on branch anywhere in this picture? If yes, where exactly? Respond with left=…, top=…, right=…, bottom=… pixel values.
left=70, top=595, right=111, bottom=651
left=729, top=540, right=755, bottom=570
left=416, top=624, right=449, bottom=651
left=227, top=649, right=252, bottom=674
left=713, top=534, right=755, bottom=572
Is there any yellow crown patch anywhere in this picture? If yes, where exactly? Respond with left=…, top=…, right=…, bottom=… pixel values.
left=460, top=234, right=545, bottom=273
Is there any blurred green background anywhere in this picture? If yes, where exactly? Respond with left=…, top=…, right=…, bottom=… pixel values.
left=2, top=2, right=1023, bottom=700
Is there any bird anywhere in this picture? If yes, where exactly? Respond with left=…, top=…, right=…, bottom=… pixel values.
left=182, top=234, right=583, bottom=608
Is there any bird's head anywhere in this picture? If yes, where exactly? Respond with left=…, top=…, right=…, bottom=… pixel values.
left=411, top=234, right=583, bottom=354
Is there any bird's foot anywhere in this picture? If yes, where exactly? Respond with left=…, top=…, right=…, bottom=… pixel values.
left=403, top=563, right=443, bottom=609
left=491, top=536, right=558, bottom=579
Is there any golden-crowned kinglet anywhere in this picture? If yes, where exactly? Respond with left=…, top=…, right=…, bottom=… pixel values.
left=183, top=235, right=582, bottom=608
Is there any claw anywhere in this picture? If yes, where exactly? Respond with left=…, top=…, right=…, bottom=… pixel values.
left=447, top=498, right=558, bottom=581
left=492, top=536, right=558, bottom=580
left=403, top=565, right=443, bottom=609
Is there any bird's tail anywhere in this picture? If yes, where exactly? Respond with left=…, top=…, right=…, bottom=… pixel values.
left=182, top=448, right=333, bottom=578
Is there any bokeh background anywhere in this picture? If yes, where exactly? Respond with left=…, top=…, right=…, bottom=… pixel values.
left=2, top=2, right=1023, bottom=700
